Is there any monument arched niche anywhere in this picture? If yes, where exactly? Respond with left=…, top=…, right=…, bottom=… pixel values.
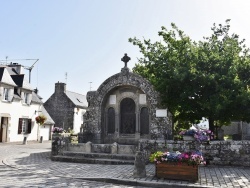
left=101, top=85, right=151, bottom=144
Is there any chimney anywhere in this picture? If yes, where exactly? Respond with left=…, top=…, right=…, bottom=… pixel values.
left=55, top=82, right=66, bottom=94
left=9, top=63, right=23, bottom=74
left=34, top=88, right=38, bottom=94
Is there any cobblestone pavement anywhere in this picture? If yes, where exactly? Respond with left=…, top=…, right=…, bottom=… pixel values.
left=0, top=141, right=250, bottom=188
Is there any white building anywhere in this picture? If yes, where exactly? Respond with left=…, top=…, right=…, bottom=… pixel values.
left=0, top=63, right=54, bottom=143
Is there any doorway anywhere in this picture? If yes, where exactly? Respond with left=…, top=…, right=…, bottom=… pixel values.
left=0, top=117, right=2, bottom=142
left=0, top=117, right=8, bottom=142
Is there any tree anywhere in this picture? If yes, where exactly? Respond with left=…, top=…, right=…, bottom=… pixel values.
left=129, top=20, right=250, bottom=134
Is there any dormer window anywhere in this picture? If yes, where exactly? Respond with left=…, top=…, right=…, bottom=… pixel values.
left=2, top=87, right=13, bottom=102
left=21, top=92, right=31, bottom=105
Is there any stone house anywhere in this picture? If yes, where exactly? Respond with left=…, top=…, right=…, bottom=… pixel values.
left=0, top=63, right=54, bottom=142
left=44, top=82, right=88, bottom=133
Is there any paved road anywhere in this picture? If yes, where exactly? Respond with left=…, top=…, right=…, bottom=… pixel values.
left=0, top=141, right=249, bottom=188
left=0, top=142, right=142, bottom=188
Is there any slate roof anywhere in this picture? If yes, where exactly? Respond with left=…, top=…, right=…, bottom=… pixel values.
left=41, top=105, right=55, bottom=125
left=6, top=66, right=19, bottom=75
left=0, top=67, right=17, bottom=86
left=13, top=93, right=22, bottom=100
left=0, top=68, right=3, bottom=80
left=65, top=91, right=88, bottom=108
left=11, top=75, right=33, bottom=90
left=32, top=91, right=43, bottom=104
left=32, top=91, right=54, bottom=125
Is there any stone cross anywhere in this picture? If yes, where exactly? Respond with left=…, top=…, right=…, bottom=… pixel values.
left=121, top=53, right=131, bottom=68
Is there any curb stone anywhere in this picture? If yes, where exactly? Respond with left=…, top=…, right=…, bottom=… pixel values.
left=73, top=177, right=214, bottom=188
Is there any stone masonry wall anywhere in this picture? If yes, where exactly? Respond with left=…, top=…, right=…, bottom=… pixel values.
left=140, top=140, right=250, bottom=167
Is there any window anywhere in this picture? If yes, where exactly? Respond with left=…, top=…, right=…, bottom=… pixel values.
left=22, top=119, right=27, bottom=133
left=107, top=107, right=115, bottom=134
left=3, top=88, right=9, bottom=101
left=18, top=118, right=31, bottom=134
left=24, top=93, right=28, bottom=104
left=140, top=107, right=149, bottom=134
left=2, top=88, right=13, bottom=102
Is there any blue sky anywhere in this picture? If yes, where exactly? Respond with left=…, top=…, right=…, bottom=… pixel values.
left=1, top=0, right=250, bottom=101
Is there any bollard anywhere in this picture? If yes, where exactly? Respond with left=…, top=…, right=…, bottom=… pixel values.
left=85, top=141, right=92, bottom=153
left=133, top=151, right=146, bottom=178
left=40, top=136, right=43, bottom=143
left=111, top=142, right=118, bottom=154
left=23, top=137, right=27, bottom=145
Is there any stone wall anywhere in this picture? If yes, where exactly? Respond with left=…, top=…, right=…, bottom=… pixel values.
left=140, top=140, right=250, bottom=167
left=66, top=142, right=136, bottom=155
left=52, top=134, right=250, bottom=166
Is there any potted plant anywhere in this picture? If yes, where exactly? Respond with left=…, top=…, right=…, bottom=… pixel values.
left=35, top=115, right=47, bottom=125
left=179, top=129, right=196, bottom=141
left=149, top=150, right=205, bottom=181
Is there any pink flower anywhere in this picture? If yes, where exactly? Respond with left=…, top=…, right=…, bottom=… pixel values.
left=184, top=154, right=189, bottom=159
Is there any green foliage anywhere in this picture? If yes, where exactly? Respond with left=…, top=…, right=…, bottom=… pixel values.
left=149, top=151, right=163, bottom=163
left=66, top=128, right=75, bottom=135
left=224, top=135, right=232, bottom=140
left=129, top=20, right=250, bottom=133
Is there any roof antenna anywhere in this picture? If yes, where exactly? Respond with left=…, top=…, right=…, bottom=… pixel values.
left=23, top=59, right=39, bottom=83
left=65, top=72, right=68, bottom=84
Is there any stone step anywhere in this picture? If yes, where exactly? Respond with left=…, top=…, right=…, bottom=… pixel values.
left=62, top=151, right=135, bottom=161
left=244, top=135, right=250, bottom=140
left=51, top=155, right=135, bottom=165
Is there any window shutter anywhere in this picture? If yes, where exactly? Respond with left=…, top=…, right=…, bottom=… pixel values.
left=18, top=118, right=22, bottom=134
left=21, top=92, right=24, bottom=103
left=8, top=88, right=14, bottom=102
left=27, top=119, right=32, bottom=133
left=27, top=93, right=32, bottom=105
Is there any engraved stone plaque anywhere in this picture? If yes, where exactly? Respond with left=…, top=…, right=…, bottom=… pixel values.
left=109, top=95, right=116, bottom=104
left=139, top=94, right=146, bottom=104
left=156, top=109, right=167, bottom=117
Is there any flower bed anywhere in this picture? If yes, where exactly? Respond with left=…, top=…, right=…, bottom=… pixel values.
left=150, top=150, right=204, bottom=182
left=52, top=127, right=64, bottom=134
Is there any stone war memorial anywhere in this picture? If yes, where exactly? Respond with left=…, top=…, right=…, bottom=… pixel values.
left=78, top=53, right=172, bottom=145
left=51, top=54, right=172, bottom=166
